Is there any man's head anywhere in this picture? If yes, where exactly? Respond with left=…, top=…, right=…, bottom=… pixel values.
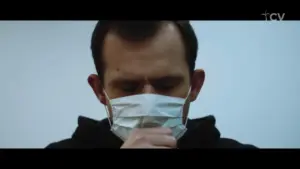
left=88, top=21, right=205, bottom=121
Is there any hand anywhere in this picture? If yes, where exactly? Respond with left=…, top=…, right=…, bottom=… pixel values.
left=120, top=127, right=177, bottom=149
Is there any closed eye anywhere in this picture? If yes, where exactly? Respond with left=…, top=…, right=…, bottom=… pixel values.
left=152, top=76, right=183, bottom=91
left=120, top=83, right=139, bottom=93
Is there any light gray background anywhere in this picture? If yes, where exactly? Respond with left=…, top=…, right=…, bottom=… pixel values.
left=0, top=21, right=299, bottom=148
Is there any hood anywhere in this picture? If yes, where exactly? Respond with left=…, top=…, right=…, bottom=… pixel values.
left=71, top=115, right=221, bottom=148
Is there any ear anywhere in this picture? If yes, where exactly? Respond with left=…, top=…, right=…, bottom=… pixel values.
left=189, top=69, right=205, bottom=102
left=87, top=74, right=108, bottom=105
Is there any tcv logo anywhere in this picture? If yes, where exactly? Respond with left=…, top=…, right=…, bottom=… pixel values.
left=262, top=10, right=286, bottom=21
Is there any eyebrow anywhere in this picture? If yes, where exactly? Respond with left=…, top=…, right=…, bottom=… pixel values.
left=109, top=75, right=184, bottom=85
left=150, top=75, right=184, bottom=84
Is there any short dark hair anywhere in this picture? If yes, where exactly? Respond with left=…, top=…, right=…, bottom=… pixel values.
left=90, top=21, right=198, bottom=82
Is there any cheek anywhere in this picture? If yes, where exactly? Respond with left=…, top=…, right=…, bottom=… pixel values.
left=175, top=81, right=191, bottom=98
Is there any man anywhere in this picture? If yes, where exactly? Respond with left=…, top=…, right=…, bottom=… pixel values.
left=46, top=21, right=256, bottom=148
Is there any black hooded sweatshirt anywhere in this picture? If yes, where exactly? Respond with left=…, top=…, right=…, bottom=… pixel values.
left=46, top=115, right=257, bottom=149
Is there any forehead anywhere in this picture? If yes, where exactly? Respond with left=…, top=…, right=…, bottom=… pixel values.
left=102, top=22, right=188, bottom=82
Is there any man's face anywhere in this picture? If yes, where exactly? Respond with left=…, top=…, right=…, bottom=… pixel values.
left=88, top=22, right=205, bottom=120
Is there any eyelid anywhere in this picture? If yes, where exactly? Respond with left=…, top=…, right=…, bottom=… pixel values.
left=122, top=83, right=137, bottom=88
left=120, top=82, right=140, bottom=91
left=154, top=79, right=180, bottom=86
left=153, top=83, right=176, bottom=90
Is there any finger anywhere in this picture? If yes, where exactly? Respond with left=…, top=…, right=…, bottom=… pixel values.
left=146, top=134, right=177, bottom=148
left=152, top=146, right=171, bottom=149
left=142, top=145, right=171, bottom=149
left=136, top=127, right=173, bottom=135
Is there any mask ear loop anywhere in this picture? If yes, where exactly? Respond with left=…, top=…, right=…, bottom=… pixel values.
left=183, top=87, right=192, bottom=126
left=174, top=87, right=191, bottom=141
left=103, top=90, right=112, bottom=127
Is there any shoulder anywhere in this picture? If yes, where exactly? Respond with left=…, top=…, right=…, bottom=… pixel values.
left=45, top=139, right=78, bottom=149
left=45, top=116, right=120, bottom=149
left=217, top=138, right=258, bottom=148
left=45, top=116, right=99, bottom=149
left=184, top=116, right=257, bottom=148
left=45, top=137, right=94, bottom=149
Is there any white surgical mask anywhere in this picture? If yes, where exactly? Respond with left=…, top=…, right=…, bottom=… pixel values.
left=104, top=89, right=190, bottom=141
